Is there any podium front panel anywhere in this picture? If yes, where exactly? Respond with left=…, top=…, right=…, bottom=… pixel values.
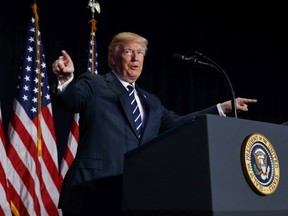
left=122, top=114, right=288, bottom=216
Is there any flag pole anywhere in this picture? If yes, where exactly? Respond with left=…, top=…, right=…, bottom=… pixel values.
left=87, top=0, right=100, bottom=74
left=31, top=3, right=43, bottom=156
left=60, top=1, right=101, bottom=180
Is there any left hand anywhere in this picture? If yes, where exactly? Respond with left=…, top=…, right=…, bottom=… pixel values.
left=221, top=97, right=257, bottom=114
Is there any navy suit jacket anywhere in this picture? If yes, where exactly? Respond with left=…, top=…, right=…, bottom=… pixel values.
left=53, top=71, right=219, bottom=214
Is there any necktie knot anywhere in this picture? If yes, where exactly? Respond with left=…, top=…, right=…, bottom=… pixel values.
left=127, top=84, right=134, bottom=95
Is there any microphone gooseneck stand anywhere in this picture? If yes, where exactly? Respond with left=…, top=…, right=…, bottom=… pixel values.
left=195, top=52, right=237, bottom=118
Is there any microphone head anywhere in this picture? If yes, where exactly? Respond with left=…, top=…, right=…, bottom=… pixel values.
left=172, top=53, right=199, bottom=64
left=171, top=53, right=211, bottom=67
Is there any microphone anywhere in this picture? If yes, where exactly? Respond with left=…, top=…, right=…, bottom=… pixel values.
left=173, top=51, right=238, bottom=118
left=172, top=53, right=210, bottom=66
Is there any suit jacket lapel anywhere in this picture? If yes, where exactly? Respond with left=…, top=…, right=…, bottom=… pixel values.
left=105, top=72, right=140, bottom=138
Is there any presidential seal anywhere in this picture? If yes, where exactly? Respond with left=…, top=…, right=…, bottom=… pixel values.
left=241, top=133, right=280, bottom=195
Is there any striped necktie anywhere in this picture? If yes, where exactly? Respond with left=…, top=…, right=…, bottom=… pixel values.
left=127, top=84, right=142, bottom=138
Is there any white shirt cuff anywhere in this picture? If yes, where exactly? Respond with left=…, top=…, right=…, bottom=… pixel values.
left=57, top=73, right=74, bottom=92
left=217, top=103, right=226, bottom=116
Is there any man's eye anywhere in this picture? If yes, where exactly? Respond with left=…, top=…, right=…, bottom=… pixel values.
left=137, top=51, right=144, bottom=56
left=124, top=50, right=132, bottom=55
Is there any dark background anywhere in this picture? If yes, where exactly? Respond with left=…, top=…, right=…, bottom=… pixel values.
left=1, top=0, right=288, bottom=159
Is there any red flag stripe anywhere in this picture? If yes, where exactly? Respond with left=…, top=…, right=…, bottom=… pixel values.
left=0, top=104, right=12, bottom=215
left=60, top=114, right=79, bottom=179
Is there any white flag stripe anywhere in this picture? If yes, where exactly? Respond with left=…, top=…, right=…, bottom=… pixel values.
left=60, top=113, right=79, bottom=179
left=8, top=105, right=59, bottom=215
left=7, top=123, right=47, bottom=215
left=0, top=185, right=11, bottom=215
left=0, top=108, right=12, bottom=215
left=6, top=157, right=38, bottom=215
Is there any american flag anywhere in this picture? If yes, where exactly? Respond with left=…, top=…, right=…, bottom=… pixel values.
left=0, top=103, right=12, bottom=216
left=59, top=113, right=79, bottom=179
left=60, top=18, right=98, bottom=180
left=6, top=5, right=62, bottom=216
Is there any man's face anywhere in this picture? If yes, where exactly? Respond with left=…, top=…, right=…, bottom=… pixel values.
left=113, top=42, right=145, bottom=83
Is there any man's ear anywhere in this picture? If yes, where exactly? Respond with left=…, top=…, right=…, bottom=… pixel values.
left=110, top=55, right=117, bottom=66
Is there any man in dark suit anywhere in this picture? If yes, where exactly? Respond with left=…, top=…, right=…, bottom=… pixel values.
left=52, top=32, right=257, bottom=216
